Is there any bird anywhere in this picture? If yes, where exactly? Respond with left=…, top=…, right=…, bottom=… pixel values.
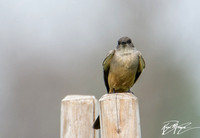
left=93, top=36, right=145, bottom=129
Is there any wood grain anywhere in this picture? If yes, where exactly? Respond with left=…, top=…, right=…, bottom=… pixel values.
left=99, top=93, right=141, bottom=138
left=60, top=95, right=97, bottom=138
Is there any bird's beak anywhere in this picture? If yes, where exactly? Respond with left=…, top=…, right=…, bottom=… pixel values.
left=122, top=44, right=126, bottom=47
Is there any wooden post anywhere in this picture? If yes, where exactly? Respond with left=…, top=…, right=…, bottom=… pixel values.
left=99, top=93, right=141, bottom=138
left=60, top=95, right=97, bottom=138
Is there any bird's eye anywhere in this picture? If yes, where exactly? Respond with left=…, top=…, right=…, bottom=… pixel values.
left=118, top=41, right=121, bottom=45
left=127, top=39, right=131, bottom=44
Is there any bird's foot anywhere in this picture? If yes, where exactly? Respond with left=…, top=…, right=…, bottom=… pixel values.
left=112, top=88, right=116, bottom=93
left=126, top=90, right=134, bottom=95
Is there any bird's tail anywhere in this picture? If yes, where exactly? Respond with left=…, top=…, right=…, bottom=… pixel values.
left=93, top=115, right=100, bottom=129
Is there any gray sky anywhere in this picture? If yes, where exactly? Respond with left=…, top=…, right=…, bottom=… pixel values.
left=0, top=0, right=200, bottom=137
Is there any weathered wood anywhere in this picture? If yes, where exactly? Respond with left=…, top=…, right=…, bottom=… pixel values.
left=99, top=93, right=141, bottom=138
left=60, top=95, right=97, bottom=138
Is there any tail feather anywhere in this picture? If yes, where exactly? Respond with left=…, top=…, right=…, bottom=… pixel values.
left=93, top=116, right=100, bottom=129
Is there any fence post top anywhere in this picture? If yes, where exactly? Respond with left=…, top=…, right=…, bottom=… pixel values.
left=62, top=95, right=97, bottom=102
left=100, top=93, right=138, bottom=101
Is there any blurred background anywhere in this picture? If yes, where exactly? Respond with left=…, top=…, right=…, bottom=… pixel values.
left=0, top=0, right=200, bottom=137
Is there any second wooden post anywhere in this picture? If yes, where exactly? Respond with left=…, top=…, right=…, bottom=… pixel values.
left=99, top=93, right=141, bottom=138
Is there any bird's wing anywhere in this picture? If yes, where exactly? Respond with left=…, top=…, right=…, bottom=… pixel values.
left=134, top=53, right=145, bottom=83
left=102, top=50, right=115, bottom=93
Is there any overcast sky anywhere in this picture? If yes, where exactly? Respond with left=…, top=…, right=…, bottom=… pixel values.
left=0, top=0, right=200, bottom=137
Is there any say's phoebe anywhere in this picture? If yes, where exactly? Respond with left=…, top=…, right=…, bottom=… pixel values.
left=93, top=36, right=145, bottom=129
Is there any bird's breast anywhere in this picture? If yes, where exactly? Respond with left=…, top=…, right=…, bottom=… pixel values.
left=111, top=51, right=139, bottom=70
left=108, top=51, right=139, bottom=92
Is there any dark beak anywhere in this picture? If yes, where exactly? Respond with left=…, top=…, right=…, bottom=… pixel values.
left=122, top=42, right=126, bottom=47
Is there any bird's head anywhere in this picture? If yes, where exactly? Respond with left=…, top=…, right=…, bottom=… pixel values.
left=116, top=37, right=134, bottom=50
